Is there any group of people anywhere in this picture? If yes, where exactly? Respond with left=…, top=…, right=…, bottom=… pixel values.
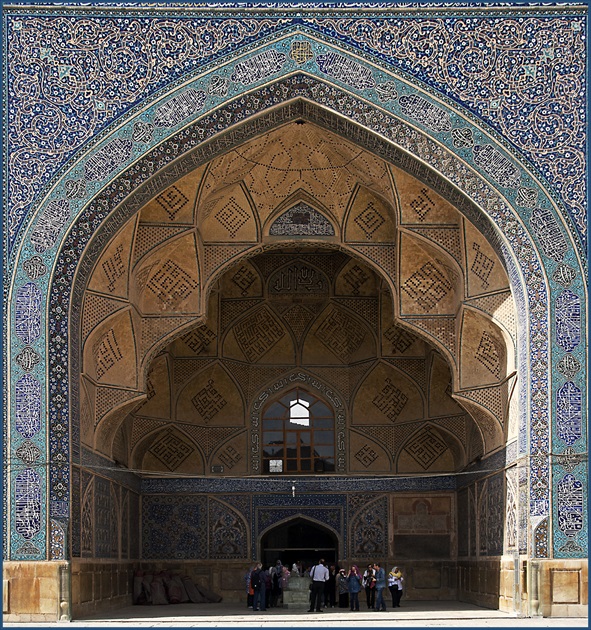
left=309, top=559, right=404, bottom=613
left=246, top=558, right=404, bottom=613
left=245, top=560, right=289, bottom=611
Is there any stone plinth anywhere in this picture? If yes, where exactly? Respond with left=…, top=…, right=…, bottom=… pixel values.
left=282, top=576, right=312, bottom=609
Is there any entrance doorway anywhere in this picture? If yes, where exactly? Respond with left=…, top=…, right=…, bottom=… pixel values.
left=261, top=518, right=338, bottom=570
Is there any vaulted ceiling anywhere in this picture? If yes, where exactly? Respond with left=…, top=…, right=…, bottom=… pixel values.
left=78, top=120, right=517, bottom=475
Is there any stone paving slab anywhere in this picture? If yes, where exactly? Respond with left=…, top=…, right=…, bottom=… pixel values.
left=4, top=600, right=588, bottom=628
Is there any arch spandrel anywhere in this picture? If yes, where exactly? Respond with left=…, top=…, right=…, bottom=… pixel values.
left=334, top=256, right=380, bottom=298
left=223, top=304, right=296, bottom=365
left=302, top=302, right=377, bottom=366
left=348, top=430, right=392, bottom=474
left=217, top=258, right=263, bottom=299
left=343, top=184, right=398, bottom=243
left=87, top=217, right=136, bottom=300
left=392, top=165, right=461, bottom=227
left=140, top=427, right=205, bottom=476
left=137, top=164, right=204, bottom=226
left=397, top=231, right=463, bottom=317
left=209, top=432, right=250, bottom=476
left=463, top=222, right=510, bottom=299
left=132, top=232, right=201, bottom=316
left=4, top=23, right=586, bottom=573
left=459, top=308, right=511, bottom=390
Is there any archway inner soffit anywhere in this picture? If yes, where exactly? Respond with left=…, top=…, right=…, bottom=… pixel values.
left=84, top=238, right=510, bottom=475
left=77, top=114, right=517, bottom=421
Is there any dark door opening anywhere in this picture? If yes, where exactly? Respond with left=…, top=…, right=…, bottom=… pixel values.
left=261, top=518, right=338, bottom=571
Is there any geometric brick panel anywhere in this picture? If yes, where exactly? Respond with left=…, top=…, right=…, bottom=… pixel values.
left=149, top=430, right=194, bottom=471
left=352, top=244, right=397, bottom=280
left=403, top=428, right=448, bottom=470
left=173, top=358, right=216, bottom=386
left=470, top=242, right=496, bottom=290
left=384, top=358, right=427, bottom=390
left=221, top=299, right=264, bottom=333
left=131, top=416, right=168, bottom=448
left=234, top=306, right=285, bottom=362
left=474, top=331, right=503, bottom=379
left=458, top=385, right=505, bottom=424
left=402, top=262, right=452, bottom=311
left=333, top=297, right=379, bottom=330
left=315, top=306, right=366, bottom=361
left=202, top=244, right=253, bottom=281
left=133, top=226, right=190, bottom=265
left=141, top=315, right=194, bottom=350
left=372, top=378, right=408, bottom=421
left=82, top=294, right=126, bottom=341
left=191, top=379, right=227, bottom=423
left=95, top=387, right=140, bottom=426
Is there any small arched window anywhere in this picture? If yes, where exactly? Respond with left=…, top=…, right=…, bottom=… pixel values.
left=262, top=388, right=335, bottom=474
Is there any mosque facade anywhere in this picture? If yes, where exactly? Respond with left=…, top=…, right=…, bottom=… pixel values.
left=2, top=1, right=587, bottom=621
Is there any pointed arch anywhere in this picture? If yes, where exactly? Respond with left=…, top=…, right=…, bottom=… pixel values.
left=4, top=26, right=585, bottom=568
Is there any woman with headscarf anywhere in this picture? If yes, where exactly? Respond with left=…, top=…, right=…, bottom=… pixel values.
left=245, top=564, right=255, bottom=608
left=391, top=566, right=404, bottom=607
left=387, top=567, right=397, bottom=607
left=337, top=568, right=349, bottom=608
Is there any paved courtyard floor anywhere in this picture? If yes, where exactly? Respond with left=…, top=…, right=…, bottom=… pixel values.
left=4, top=600, right=587, bottom=628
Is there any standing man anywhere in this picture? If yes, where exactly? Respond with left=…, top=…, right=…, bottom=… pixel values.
left=362, top=563, right=376, bottom=609
left=308, top=558, right=329, bottom=612
left=373, top=562, right=387, bottom=612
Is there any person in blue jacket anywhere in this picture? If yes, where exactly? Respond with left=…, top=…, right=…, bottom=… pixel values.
left=346, top=566, right=363, bottom=611
left=373, top=562, right=387, bottom=611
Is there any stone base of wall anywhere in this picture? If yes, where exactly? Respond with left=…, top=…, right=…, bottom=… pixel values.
left=3, top=560, right=139, bottom=621
left=71, top=560, right=137, bottom=619
left=458, top=558, right=502, bottom=611
left=4, top=557, right=588, bottom=620
left=538, top=558, right=588, bottom=618
left=458, top=556, right=588, bottom=618
left=396, top=560, right=457, bottom=601
left=3, top=561, right=67, bottom=622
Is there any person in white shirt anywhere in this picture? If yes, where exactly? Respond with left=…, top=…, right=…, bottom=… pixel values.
left=391, top=566, right=404, bottom=607
left=308, top=558, right=329, bottom=612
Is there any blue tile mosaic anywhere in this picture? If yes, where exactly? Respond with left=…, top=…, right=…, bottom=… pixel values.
left=555, top=290, right=582, bottom=353
left=14, top=283, right=42, bottom=345
left=556, top=382, right=582, bottom=447
left=2, top=2, right=587, bottom=566
left=4, top=7, right=586, bottom=256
